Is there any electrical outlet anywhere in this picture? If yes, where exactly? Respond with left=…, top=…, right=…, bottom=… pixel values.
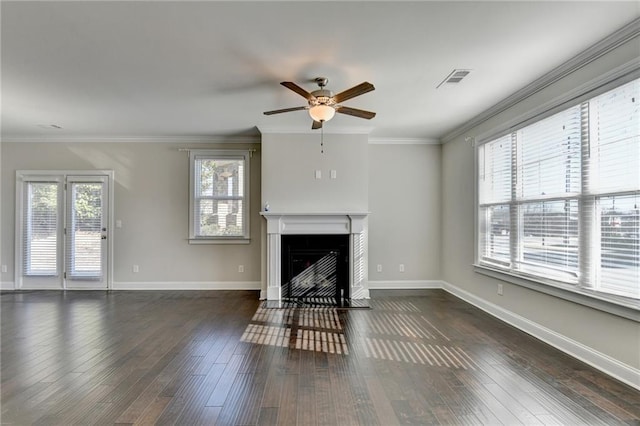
left=497, top=283, right=503, bottom=295
left=133, top=265, right=139, bottom=273
left=330, top=170, right=337, bottom=179
left=399, top=264, right=405, bottom=272
left=238, top=265, right=244, bottom=273
left=376, top=264, right=382, bottom=273
left=315, top=170, right=322, bottom=179
left=1, top=265, right=7, bottom=273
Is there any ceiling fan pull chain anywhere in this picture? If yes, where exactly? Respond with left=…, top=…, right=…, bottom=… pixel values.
left=321, top=125, right=324, bottom=154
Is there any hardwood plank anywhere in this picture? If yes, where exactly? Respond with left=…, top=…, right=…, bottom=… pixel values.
left=170, top=363, right=227, bottom=424
left=260, top=345, right=289, bottom=409
left=313, top=367, right=337, bottom=426
left=114, top=348, right=207, bottom=423
left=133, top=396, right=172, bottom=426
left=365, top=376, right=401, bottom=426
left=257, top=407, right=279, bottom=425
left=277, top=374, right=299, bottom=426
left=153, top=373, right=206, bottom=424
left=195, top=406, right=222, bottom=426
left=205, top=354, right=245, bottom=407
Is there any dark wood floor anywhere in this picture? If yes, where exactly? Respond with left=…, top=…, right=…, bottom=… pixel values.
left=1, top=290, right=638, bottom=425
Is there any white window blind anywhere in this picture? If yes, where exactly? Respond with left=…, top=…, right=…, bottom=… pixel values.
left=23, top=182, right=59, bottom=276
left=520, top=200, right=579, bottom=280
left=598, top=194, right=640, bottom=298
left=589, top=79, right=640, bottom=298
left=479, top=135, right=513, bottom=265
left=477, top=77, right=640, bottom=302
left=517, top=108, right=581, bottom=281
left=189, top=150, right=250, bottom=242
left=479, top=134, right=512, bottom=204
left=517, top=106, right=582, bottom=200
left=589, top=79, right=640, bottom=195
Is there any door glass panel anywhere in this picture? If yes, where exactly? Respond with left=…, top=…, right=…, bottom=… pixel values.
left=67, top=182, right=103, bottom=279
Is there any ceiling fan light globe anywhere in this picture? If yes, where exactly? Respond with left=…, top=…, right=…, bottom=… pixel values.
left=309, top=105, right=335, bottom=122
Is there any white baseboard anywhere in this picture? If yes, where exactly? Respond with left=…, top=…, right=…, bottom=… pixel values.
left=111, top=281, right=262, bottom=291
left=441, top=280, right=640, bottom=391
left=367, top=280, right=444, bottom=290
left=1, top=282, right=15, bottom=290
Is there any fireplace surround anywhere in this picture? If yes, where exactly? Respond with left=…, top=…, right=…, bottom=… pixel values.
left=261, top=212, right=369, bottom=302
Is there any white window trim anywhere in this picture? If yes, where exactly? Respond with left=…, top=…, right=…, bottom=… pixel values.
left=473, top=71, right=640, bottom=321
left=188, top=149, right=251, bottom=244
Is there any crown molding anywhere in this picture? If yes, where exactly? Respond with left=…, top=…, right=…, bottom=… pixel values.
left=368, top=137, right=440, bottom=145
left=473, top=59, right=640, bottom=145
left=0, top=135, right=261, bottom=144
left=1, top=133, right=441, bottom=145
left=256, top=125, right=374, bottom=135
left=441, top=17, right=640, bottom=144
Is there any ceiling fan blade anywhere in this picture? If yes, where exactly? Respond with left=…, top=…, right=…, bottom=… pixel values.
left=333, top=82, right=375, bottom=103
left=281, top=81, right=316, bottom=101
left=336, top=106, right=376, bottom=120
left=312, top=120, right=323, bottom=130
left=263, top=106, right=308, bottom=115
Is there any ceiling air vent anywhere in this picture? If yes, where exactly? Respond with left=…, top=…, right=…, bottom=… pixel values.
left=437, top=69, right=472, bottom=88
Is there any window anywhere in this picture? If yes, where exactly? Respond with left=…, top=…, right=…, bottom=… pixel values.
left=477, top=78, right=640, bottom=303
left=23, top=180, right=61, bottom=276
left=189, top=149, right=251, bottom=243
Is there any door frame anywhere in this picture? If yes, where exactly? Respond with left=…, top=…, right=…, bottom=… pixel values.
left=15, top=170, right=115, bottom=290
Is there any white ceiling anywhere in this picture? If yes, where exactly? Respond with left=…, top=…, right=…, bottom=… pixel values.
left=2, top=1, right=639, bottom=142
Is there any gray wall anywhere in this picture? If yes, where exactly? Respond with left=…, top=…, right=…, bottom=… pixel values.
left=261, top=133, right=368, bottom=213
left=441, top=35, right=640, bottom=371
left=1, top=141, right=262, bottom=288
left=368, top=143, right=441, bottom=285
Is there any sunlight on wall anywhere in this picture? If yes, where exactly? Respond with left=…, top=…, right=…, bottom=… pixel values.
left=67, top=146, right=134, bottom=190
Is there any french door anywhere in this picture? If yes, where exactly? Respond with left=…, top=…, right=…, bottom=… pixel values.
left=17, top=172, right=111, bottom=289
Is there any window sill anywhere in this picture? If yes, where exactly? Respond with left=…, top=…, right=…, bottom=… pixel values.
left=189, top=238, right=250, bottom=245
left=473, top=264, right=640, bottom=322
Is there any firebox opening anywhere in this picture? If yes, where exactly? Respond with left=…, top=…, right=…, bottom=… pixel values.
left=281, top=234, right=349, bottom=306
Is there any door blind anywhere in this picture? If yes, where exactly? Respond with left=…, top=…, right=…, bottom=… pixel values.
left=23, top=182, right=59, bottom=276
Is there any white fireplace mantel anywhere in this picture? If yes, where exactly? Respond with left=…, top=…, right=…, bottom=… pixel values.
left=261, top=212, right=369, bottom=301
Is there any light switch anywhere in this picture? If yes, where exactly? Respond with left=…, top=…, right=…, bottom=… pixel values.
left=330, top=170, right=337, bottom=179
left=315, top=170, right=322, bottom=179
left=116, top=220, right=122, bottom=228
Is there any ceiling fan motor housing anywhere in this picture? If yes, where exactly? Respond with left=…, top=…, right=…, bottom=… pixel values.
left=310, top=89, right=336, bottom=107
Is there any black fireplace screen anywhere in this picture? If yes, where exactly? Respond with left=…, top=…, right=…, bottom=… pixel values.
left=281, top=234, right=349, bottom=305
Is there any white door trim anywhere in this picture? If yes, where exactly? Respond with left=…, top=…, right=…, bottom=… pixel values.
left=15, top=170, right=114, bottom=290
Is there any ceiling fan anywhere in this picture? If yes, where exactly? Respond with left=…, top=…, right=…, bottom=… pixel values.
left=263, top=77, right=376, bottom=129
